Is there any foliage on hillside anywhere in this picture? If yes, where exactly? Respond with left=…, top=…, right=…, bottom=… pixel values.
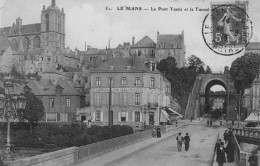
left=157, top=55, right=211, bottom=113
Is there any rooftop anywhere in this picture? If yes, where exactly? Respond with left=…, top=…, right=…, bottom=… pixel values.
left=92, top=57, right=160, bottom=74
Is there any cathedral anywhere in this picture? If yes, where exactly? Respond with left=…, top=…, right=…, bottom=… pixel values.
left=0, top=0, right=65, bottom=50
left=0, top=0, right=83, bottom=76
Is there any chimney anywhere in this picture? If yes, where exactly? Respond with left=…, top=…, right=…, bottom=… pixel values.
left=85, top=41, right=86, bottom=52
left=108, top=38, right=111, bottom=49
left=132, top=36, right=135, bottom=45
left=132, top=54, right=137, bottom=67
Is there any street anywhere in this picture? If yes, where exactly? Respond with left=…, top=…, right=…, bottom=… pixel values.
left=104, top=124, right=222, bottom=166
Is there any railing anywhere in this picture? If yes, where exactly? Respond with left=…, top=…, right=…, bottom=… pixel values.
left=77, top=126, right=165, bottom=163
left=232, top=128, right=260, bottom=139
left=148, top=102, right=158, bottom=109
left=230, top=129, right=259, bottom=166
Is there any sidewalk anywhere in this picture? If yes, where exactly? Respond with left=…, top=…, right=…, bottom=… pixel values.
left=74, top=123, right=189, bottom=166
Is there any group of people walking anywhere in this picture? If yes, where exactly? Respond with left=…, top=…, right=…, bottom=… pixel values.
left=215, top=129, right=236, bottom=166
left=176, top=132, right=190, bottom=152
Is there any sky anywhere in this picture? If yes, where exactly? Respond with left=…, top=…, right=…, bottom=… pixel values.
left=0, top=0, right=259, bottom=76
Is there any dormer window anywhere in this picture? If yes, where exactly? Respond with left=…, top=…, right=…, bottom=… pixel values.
left=126, top=66, right=132, bottom=70
left=151, top=63, right=156, bottom=71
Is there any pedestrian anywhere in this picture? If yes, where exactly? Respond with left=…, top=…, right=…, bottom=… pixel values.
left=248, top=150, right=258, bottom=166
left=156, top=127, right=161, bottom=138
left=223, top=130, right=229, bottom=144
left=215, top=139, right=222, bottom=151
left=176, top=132, right=183, bottom=152
left=225, top=140, right=235, bottom=162
left=183, top=133, right=190, bottom=151
left=176, top=121, right=178, bottom=127
left=216, top=142, right=226, bottom=166
left=210, top=120, right=213, bottom=127
left=190, top=116, right=193, bottom=122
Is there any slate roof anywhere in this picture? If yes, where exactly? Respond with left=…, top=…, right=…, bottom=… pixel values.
left=157, top=34, right=183, bottom=48
left=86, top=49, right=107, bottom=55
left=0, top=23, right=41, bottom=35
left=92, top=57, right=160, bottom=74
left=25, top=78, right=80, bottom=96
left=57, top=64, right=81, bottom=72
left=132, top=35, right=155, bottom=48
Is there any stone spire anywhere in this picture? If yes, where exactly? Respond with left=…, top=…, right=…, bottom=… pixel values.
left=52, top=0, right=55, bottom=6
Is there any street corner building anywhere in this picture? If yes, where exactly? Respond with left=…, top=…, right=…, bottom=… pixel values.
left=89, top=56, right=173, bottom=129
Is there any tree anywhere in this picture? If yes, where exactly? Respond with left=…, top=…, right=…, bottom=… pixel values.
left=156, top=57, right=178, bottom=75
left=17, top=91, right=44, bottom=133
left=157, top=55, right=208, bottom=112
left=230, top=53, right=260, bottom=94
left=187, top=55, right=205, bottom=72
left=205, top=65, right=212, bottom=74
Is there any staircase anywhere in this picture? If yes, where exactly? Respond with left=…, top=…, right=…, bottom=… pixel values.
left=185, top=77, right=202, bottom=119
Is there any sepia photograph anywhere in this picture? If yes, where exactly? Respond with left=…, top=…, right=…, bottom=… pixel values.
left=0, top=0, right=259, bottom=165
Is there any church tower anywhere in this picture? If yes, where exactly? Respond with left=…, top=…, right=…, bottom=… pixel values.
left=41, top=0, right=65, bottom=48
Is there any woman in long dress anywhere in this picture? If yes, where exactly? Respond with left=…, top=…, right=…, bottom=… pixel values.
left=217, top=6, right=242, bottom=44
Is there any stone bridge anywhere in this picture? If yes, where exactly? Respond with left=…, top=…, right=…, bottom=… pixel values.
left=185, top=73, right=237, bottom=119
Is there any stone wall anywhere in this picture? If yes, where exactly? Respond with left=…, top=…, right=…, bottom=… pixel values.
left=6, top=147, right=78, bottom=166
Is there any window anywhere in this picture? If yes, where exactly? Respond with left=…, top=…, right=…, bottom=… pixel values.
left=151, top=63, right=155, bottom=71
left=96, top=77, right=101, bottom=87
left=121, top=110, right=126, bottom=122
left=109, top=77, right=114, bottom=87
left=166, top=86, right=169, bottom=94
left=95, top=93, right=101, bottom=106
left=135, top=93, right=141, bottom=105
left=159, top=50, right=164, bottom=55
left=46, top=113, right=57, bottom=122
left=138, top=50, right=142, bottom=56
left=150, top=77, right=155, bottom=88
left=120, top=93, right=127, bottom=106
left=135, top=111, right=140, bottom=122
left=49, top=98, right=54, bottom=107
left=66, top=98, right=71, bottom=107
left=95, top=110, right=101, bottom=121
left=135, top=77, right=141, bottom=87
left=47, top=57, right=51, bottom=61
left=121, top=77, right=127, bottom=87
left=60, top=113, right=68, bottom=122
left=170, top=49, right=175, bottom=55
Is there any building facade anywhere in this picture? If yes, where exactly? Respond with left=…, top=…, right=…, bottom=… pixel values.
left=90, top=57, right=171, bottom=128
left=23, top=78, right=81, bottom=123
left=155, top=31, right=185, bottom=68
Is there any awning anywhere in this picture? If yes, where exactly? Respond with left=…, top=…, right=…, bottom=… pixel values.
left=245, top=113, right=260, bottom=122
left=160, top=110, right=170, bottom=122
left=167, top=107, right=183, bottom=117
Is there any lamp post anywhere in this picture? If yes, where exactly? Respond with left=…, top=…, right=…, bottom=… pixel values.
left=108, top=77, right=113, bottom=128
left=0, top=75, right=26, bottom=161
left=141, top=104, right=148, bottom=130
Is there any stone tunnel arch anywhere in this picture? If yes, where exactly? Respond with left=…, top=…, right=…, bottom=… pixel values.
left=204, top=79, right=227, bottom=106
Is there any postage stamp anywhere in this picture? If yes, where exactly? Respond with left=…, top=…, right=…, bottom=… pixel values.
left=202, top=1, right=253, bottom=56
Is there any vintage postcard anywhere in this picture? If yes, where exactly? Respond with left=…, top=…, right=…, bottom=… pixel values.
left=0, top=0, right=259, bottom=165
